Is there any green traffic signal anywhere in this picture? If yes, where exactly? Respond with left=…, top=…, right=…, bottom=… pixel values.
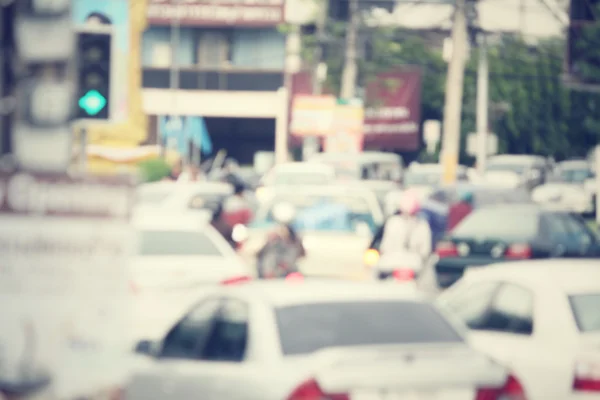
left=78, top=89, right=107, bottom=116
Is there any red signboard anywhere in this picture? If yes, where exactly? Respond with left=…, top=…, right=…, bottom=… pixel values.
left=147, top=0, right=285, bottom=27
left=363, top=68, right=422, bottom=151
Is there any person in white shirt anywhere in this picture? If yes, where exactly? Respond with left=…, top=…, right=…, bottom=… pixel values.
left=379, top=189, right=432, bottom=262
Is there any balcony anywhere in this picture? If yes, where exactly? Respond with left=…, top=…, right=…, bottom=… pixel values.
left=142, top=67, right=285, bottom=92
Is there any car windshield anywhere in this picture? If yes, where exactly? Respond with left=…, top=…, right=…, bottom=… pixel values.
left=275, top=301, right=463, bottom=356
left=558, top=168, right=592, bottom=183
left=138, top=230, right=223, bottom=256
left=252, top=193, right=377, bottom=233
left=569, top=293, right=600, bottom=332
left=404, top=170, right=441, bottom=186
left=486, top=164, right=527, bottom=175
left=452, top=207, right=539, bottom=239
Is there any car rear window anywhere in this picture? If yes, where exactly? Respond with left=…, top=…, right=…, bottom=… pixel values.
left=139, top=230, right=223, bottom=256
left=275, top=301, right=463, bottom=356
left=569, top=294, right=600, bottom=332
left=452, top=208, right=538, bottom=238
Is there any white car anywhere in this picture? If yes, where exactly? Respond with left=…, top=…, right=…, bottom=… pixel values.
left=243, top=185, right=384, bottom=280
left=532, top=183, right=595, bottom=216
left=136, top=181, right=234, bottom=214
left=437, top=259, right=600, bottom=400
left=128, top=280, right=523, bottom=400
left=131, top=210, right=249, bottom=342
left=256, top=162, right=336, bottom=202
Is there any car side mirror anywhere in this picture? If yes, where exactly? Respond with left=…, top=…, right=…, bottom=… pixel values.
left=134, top=339, right=157, bottom=356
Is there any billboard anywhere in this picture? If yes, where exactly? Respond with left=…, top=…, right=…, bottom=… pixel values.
left=325, top=102, right=364, bottom=154
left=363, top=68, right=422, bottom=151
left=72, top=0, right=129, bottom=122
left=289, top=95, right=336, bottom=137
left=147, top=0, right=285, bottom=27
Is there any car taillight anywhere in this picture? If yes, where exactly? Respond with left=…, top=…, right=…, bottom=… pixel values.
left=363, top=248, right=380, bottom=267
left=221, top=276, right=252, bottom=285
left=392, top=268, right=415, bottom=281
left=476, top=374, right=527, bottom=400
left=287, top=379, right=349, bottom=400
left=573, top=359, right=600, bottom=392
left=436, top=241, right=458, bottom=258
left=285, top=272, right=304, bottom=282
left=505, top=244, right=532, bottom=259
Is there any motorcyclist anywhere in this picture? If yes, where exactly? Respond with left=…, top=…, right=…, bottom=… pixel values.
left=256, top=204, right=305, bottom=279
left=447, top=190, right=474, bottom=231
left=379, top=190, right=433, bottom=262
left=211, top=203, right=236, bottom=248
left=222, top=183, right=253, bottom=228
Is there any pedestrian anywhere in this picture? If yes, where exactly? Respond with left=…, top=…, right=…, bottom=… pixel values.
left=379, top=190, right=433, bottom=262
left=447, top=190, right=474, bottom=231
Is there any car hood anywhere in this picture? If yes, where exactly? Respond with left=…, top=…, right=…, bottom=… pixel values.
left=131, top=256, right=246, bottom=291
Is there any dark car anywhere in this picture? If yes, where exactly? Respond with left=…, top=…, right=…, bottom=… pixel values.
left=433, top=204, right=600, bottom=289
left=428, top=183, right=532, bottom=208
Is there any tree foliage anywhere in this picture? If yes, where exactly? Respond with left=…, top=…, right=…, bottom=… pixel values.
left=303, top=24, right=600, bottom=161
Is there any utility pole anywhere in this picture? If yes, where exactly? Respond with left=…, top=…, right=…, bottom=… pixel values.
left=303, top=0, right=329, bottom=160
left=475, top=34, right=489, bottom=174
left=340, top=0, right=359, bottom=100
left=441, top=0, right=468, bottom=184
left=169, top=2, right=181, bottom=161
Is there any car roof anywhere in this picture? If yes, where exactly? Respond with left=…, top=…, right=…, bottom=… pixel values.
left=471, top=202, right=541, bottom=213
left=272, top=162, right=335, bottom=173
left=132, top=209, right=212, bottom=230
left=487, top=154, right=545, bottom=165
left=311, top=152, right=401, bottom=163
left=265, top=184, right=377, bottom=197
left=139, top=181, right=233, bottom=193
left=225, top=280, right=423, bottom=307
left=464, top=259, right=600, bottom=295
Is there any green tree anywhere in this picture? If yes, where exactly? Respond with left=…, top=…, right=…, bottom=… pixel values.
left=303, top=24, right=599, bottom=161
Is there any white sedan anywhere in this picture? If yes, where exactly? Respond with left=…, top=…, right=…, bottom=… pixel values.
left=136, top=181, right=234, bottom=214
left=131, top=210, right=250, bottom=343
left=128, top=280, right=521, bottom=400
left=437, top=259, right=600, bottom=400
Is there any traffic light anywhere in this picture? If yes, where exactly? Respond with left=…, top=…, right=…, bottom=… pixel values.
left=76, top=27, right=113, bottom=120
left=12, top=0, right=76, bottom=171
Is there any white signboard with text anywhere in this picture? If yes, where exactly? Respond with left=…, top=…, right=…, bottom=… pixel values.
left=0, top=172, right=135, bottom=398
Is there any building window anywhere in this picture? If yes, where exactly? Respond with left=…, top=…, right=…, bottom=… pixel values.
left=151, top=42, right=172, bottom=68
left=197, top=30, right=230, bottom=68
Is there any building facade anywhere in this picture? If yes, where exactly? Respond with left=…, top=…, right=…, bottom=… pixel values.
left=141, top=0, right=294, bottom=163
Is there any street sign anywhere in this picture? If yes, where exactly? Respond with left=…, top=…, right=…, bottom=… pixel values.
left=0, top=171, right=135, bottom=398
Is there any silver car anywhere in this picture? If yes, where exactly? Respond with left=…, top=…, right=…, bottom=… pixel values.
left=128, top=280, right=522, bottom=400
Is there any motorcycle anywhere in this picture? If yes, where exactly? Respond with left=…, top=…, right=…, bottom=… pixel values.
left=371, top=249, right=429, bottom=291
